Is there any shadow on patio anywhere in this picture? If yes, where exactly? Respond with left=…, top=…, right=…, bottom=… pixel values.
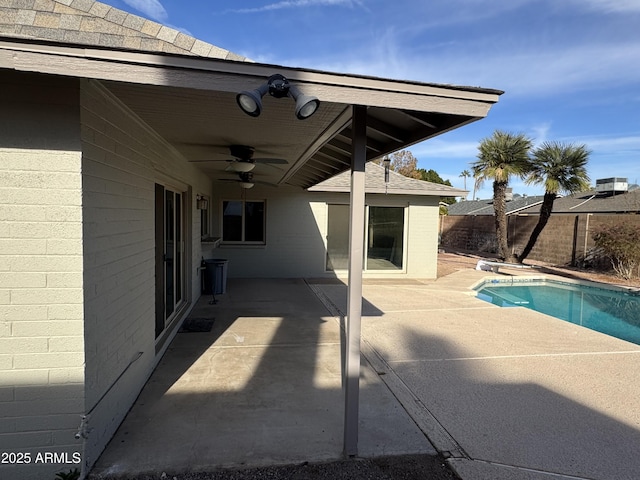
left=90, top=275, right=640, bottom=480
left=89, top=278, right=431, bottom=478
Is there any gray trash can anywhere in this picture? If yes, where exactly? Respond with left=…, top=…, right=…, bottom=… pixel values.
left=203, top=259, right=228, bottom=295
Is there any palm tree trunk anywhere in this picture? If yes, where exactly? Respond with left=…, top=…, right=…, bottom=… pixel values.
left=493, top=180, right=512, bottom=261
left=518, top=192, right=556, bottom=262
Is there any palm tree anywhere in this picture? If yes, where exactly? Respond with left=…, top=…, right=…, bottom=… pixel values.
left=518, top=142, right=591, bottom=262
left=471, top=166, right=481, bottom=200
left=459, top=170, right=471, bottom=191
left=472, top=130, right=533, bottom=262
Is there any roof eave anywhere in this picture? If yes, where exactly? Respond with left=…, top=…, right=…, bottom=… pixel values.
left=0, top=37, right=503, bottom=107
left=308, top=185, right=468, bottom=196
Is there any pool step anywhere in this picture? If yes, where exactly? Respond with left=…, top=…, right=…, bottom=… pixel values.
left=477, top=289, right=530, bottom=307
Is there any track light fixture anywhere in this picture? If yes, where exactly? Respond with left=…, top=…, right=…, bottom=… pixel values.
left=236, top=74, right=320, bottom=120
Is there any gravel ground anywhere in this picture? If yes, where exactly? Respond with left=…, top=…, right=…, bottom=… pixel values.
left=437, top=250, right=640, bottom=287
left=93, top=454, right=459, bottom=480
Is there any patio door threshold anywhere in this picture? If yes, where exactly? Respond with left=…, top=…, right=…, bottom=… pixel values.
left=154, top=300, right=191, bottom=356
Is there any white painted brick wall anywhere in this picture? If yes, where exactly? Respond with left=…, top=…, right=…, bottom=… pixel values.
left=212, top=185, right=328, bottom=277
left=212, top=186, right=441, bottom=279
left=406, top=202, right=439, bottom=278
left=0, top=73, right=85, bottom=480
left=79, top=79, right=211, bottom=470
left=1, top=71, right=211, bottom=479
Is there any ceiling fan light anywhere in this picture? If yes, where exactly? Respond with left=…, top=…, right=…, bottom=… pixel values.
left=240, top=182, right=254, bottom=189
left=227, top=162, right=255, bottom=173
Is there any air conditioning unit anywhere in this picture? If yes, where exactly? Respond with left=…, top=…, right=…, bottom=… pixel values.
left=595, top=177, right=628, bottom=194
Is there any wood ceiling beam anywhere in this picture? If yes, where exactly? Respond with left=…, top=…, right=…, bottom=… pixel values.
left=365, top=116, right=406, bottom=143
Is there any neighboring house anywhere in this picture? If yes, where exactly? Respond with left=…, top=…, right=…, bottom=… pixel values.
left=446, top=180, right=640, bottom=217
left=515, top=185, right=640, bottom=215
left=0, top=1, right=501, bottom=479
left=445, top=195, right=545, bottom=216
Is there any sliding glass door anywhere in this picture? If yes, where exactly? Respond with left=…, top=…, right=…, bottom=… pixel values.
left=155, top=184, right=185, bottom=338
left=326, top=204, right=406, bottom=272
left=366, top=206, right=404, bottom=270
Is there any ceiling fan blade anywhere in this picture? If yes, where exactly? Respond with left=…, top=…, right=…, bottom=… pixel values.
left=190, top=158, right=235, bottom=163
left=253, top=158, right=288, bottom=165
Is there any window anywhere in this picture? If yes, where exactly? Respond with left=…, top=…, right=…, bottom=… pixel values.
left=326, top=205, right=406, bottom=271
left=222, top=200, right=265, bottom=243
left=366, top=206, right=404, bottom=270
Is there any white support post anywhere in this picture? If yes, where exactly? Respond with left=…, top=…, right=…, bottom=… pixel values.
left=343, top=104, right=367, bottom=457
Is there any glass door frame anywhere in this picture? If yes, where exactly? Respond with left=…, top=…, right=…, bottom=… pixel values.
left=155, top=183, right=187, bottom=339
left=325, top=203, right=409, bottom=273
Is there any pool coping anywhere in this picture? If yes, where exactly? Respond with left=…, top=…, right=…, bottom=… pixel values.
left=470, top=272, right=640, bottom=296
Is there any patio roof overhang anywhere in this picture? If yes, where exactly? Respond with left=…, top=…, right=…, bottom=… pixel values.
left=1, top=34, right=505, bottom=461
left=0, top=37, right=503, bottom=189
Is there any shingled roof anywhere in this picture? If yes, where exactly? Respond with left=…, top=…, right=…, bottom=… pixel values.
left=446, top=195, right=545, bottom=215
left=308, top=162, right=468, bottom=197
left=0, top=0, right=248, bottom=60
left=516, top=187, right=640, bottom=215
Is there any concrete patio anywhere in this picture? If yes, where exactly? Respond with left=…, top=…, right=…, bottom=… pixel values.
left=91, top=269, right=640, bottom=480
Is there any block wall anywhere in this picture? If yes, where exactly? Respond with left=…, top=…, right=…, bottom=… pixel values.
left=0, top=72, right=85, bottom=480
left=441, top=213, right=640, bottom=267
left=80, top=79, right=211, bottom=470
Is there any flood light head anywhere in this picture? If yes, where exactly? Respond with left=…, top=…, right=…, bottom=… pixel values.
left=289, top=85, right=320, bottom=120
left=236, top=74, right=319, bottom=119
left=236, top=83, right=269, bottom=117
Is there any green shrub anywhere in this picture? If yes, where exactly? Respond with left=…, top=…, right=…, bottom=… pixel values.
left=592, top=223, right=640, bottom=279
left=55, top=468, right=80, bottom=480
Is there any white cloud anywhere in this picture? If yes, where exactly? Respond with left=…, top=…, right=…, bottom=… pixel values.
left=228, top=0, right=364, bottom=14
left=574, top=0, right=640, bottom=13
left=567, top=135, right=640, bottom=155
left=412, top=139, right=479, bottom=160
left=530, top=123, right=552, bottom=147
left=122, top=0, right=168, bottom=22
left=317, top=39, right=640, bottom=98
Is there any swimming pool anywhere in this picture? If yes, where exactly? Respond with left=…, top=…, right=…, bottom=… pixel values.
left=475, top=279, right=640, bottom=345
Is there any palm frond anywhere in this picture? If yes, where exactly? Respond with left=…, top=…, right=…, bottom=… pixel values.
left=525, top=141, right=591, bottom=194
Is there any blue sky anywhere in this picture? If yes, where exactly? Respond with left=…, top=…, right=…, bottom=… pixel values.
left=103, top=0, right=639, bottom=199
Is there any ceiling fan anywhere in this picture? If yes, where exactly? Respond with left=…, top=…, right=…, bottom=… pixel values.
left=193, top=145, right=287, bottom=173
left=218, top=171, right=261, bottom=189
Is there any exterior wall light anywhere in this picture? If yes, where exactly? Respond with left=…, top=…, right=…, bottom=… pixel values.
left=236, top=74, right=320, bottom=120
left=196, top=195, right=209, bottom=210
left=382, top=155, right=391, bottom=184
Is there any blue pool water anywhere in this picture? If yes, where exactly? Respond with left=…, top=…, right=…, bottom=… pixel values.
left=476, top=280, right=640, bottom=345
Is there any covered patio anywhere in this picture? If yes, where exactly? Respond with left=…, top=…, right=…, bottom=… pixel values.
left=90, top=278, right=435, bottom=477
left=1, top=8, right=503, bottom=477
left=91, top=269, right=640, bottom=480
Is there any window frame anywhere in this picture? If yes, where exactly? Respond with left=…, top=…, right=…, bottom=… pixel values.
left=220, top=199, right=266, bottom=245
left=325, top=203, right=408, bottom=273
